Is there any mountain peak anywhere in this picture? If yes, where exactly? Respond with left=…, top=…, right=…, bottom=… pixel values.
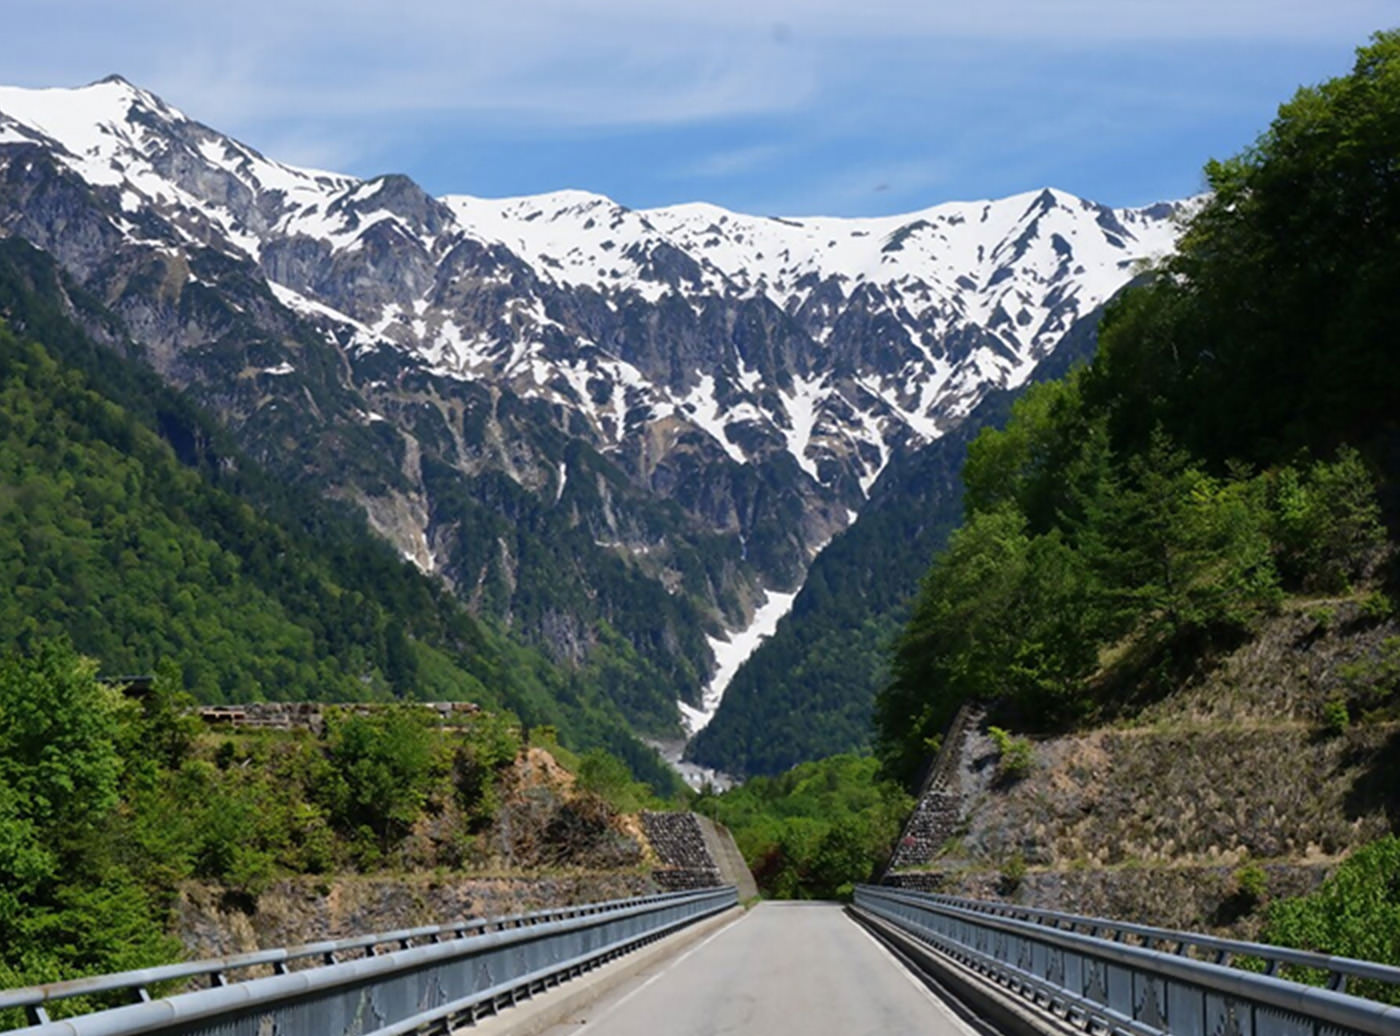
left=78, top=73, right=171, bottom=113
left=0, top=74, right=1184, bottom=511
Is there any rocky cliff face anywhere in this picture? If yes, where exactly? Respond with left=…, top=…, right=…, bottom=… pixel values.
left=0, top=76, right=1184, bottom=736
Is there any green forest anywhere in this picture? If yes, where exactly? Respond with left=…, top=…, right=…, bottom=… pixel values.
left=701, top=755, right=912, bottom=900
left=876, top=30, right=1400, bottom=788
left=0, top=642, right=677, bottom=1023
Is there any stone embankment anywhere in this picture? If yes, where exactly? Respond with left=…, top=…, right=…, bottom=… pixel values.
left=195, top=700, right=480, bottom=733
left=642, top=812, right=757, bottom=900
left=885, top=704, right=980, bottom=873
left=175, top=873, right=654, bottom=959
left=642, top=812, right=721, bottom=890
left=881, top=863, right=1334, bottom=930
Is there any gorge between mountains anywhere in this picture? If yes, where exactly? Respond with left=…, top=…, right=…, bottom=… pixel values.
left=0, top=75, right=1185, bottom=778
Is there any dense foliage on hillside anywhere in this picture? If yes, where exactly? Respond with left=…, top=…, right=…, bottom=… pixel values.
left=0, top=243, right=682, bottom=792
left=701, top=755, right=912, bottom=899
left=0, top=329, right=445, bottom=703
left=1083, top=36, right=1400, bottom=488
left=875, top=31, right=1400, bottom=789
left=1263, top=836, right=1400, bottom=1002
left=0, top=649, right=426, bottom=1009
left=0, top=642, right=671, bottom=1022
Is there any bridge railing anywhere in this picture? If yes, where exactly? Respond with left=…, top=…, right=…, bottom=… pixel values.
left=854, top=885, right=1400, bottom=1036
left=1, top=885, right=737, bottom=1036
left=902, top=890, right=1400, bottom=997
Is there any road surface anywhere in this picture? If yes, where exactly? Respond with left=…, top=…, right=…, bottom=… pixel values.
left=540, top=901, right=974, bottom=1036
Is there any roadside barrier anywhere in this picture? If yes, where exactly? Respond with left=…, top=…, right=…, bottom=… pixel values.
left=2, top=885, right=738, bottom=1036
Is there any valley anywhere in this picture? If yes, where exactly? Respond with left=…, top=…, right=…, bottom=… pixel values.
left=1, top=22, right=1398, bottom=1014
left=0, top=77, right=1183, bottom=772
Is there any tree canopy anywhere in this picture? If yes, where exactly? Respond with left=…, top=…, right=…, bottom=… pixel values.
left=875, top=32, right=1399, bottom=789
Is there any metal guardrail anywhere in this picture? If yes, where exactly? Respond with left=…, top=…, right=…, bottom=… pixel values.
left=2, top=885, right=737, bottom=1036
left=854, top=885, right=1400, bottom=1036
left=911, top=891, right=1400, bottom=996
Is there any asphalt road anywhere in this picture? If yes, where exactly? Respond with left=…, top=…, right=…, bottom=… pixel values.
left=540, top=902, right=974, bottom=1036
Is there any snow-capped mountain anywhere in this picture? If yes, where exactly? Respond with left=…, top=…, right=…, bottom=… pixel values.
left=0, top=76, right=1184, bottom=742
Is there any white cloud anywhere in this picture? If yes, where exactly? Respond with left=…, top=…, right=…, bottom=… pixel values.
left=6, top=0, right=1389, bottom=133
left=683, top=144, right=783, bottom=178
left=1, top=0, right=1389, bottom=215
left=737, top=157, right=961, bottom=216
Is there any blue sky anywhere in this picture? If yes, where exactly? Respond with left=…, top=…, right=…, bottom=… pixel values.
left=5, top=1, right=1393, bottom=215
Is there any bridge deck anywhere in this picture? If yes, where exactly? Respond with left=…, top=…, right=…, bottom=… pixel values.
left=537, top=901, right=974, bottom=1036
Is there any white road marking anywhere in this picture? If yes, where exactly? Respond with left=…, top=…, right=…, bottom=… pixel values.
left=568, top=909, right=752, bottom=1034
left=850, top=915, right=982, bottom=1036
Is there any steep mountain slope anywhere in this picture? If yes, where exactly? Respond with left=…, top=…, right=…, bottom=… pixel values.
left=0, top=76, right=1183, bottom=740
left=687, top=303, right=1107, bottom=774
left=0, top=238, right=681, bottom=789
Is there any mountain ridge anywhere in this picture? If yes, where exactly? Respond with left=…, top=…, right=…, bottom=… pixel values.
left=0, top=75, right=1186, bottom=755
left=687, top=297, right=1110, bottom=774
left=0, top=77, right=1182, bottom=495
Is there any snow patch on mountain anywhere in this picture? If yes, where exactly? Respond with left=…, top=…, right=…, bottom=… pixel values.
left=0, top=78, right=1193, bottom=748
left=781, top=376, right=826, bottom=479
left=679, top=374, right=747, bottom=465
left=681, top=588, right=799, bottom=737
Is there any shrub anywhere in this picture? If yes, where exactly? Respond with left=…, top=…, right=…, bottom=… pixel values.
left=1321, top=698, right=1350, bottom=735
left=1000, top=853, right=1027, bottom=893
left=1234, top=863, right=1269, bottom=905
left=1264, top=837, right=1400, bottom=1003
left=1360, top=592, right=1394, bottom=623
left=576, top=749, right=649, bottom=814
left=1271, top=452, right=1387, bottom=593
left=989, top=726, right=1033, bottom=781
left=1306, top=605, right=1336, bottom=631
left=318, top=711, right=437, bottom=848
left=1339, top=637, right=1400, bottom=716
